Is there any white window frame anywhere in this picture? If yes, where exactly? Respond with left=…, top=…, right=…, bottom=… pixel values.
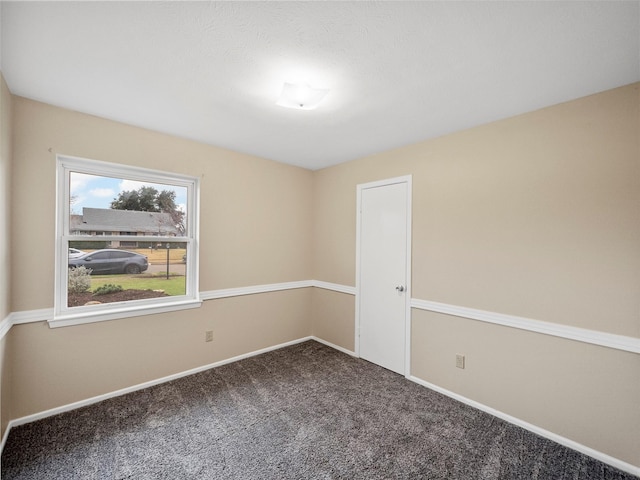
left=53, top=155, right=201, bottom=327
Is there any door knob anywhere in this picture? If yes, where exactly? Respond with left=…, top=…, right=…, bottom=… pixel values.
left=395, top=285, right=405, bottom=292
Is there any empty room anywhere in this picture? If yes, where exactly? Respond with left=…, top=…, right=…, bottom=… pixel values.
left=0, top=1, right=638, bottom=479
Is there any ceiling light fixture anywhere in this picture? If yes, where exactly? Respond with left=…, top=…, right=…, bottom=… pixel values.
left=276, top=82, right=329, bottom=110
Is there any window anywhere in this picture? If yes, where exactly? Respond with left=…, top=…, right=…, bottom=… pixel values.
left=54, top=155, right=201, bottom=327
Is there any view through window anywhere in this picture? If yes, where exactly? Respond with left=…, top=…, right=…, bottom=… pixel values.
left=55, top=156, right=200, bottom=325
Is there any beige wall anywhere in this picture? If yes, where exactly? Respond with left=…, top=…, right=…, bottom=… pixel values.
left=412, top=310, right=640, bottom=466
left=314, top=83, right=640, bottom=335
left=0, top=335, right=8, bottom=440
left=312, top=83, right=640, bottom=466
left=1, top=75, right=10, bottom=324
left=12, top=97, right=314, bottom=311
left=9, top=289, right=311, bottom=418
left=311, top=288, right=355, bottom=352
left=2, top=80, right=638, bottom=469
left=1, top=72, right=13, bottom=437
left=8, top=96, right=314, bottom=417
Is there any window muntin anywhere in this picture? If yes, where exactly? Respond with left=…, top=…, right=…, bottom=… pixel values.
left=54, top=156, right=200, bottom=326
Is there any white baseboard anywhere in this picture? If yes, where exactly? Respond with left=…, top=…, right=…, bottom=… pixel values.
left=3, top=336, right=350, bottom=433
left=0, top=335, right=346, bottom=457
left=408, top=375, right=640, bottom=478
left=3, top=335, right=350, bottom=434
left=310, top=335, right=357, bottom=357
left=1, top=337, right=636, bottom=477
left=3, top=336, right=314, bottom=433
left=0, top=419, right=10, bottom=467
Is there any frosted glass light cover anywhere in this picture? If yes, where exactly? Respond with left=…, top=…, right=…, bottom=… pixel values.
left=276, top=82, right=329, bottom=110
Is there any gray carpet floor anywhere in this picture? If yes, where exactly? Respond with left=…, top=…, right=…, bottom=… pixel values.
left=1, top=340, right=637, bottom=479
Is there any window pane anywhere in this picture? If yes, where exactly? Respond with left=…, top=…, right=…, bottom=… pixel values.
left=70, top=172, right=188, bottom=237
left=67, top=241, right=187, bottom=308
left=56, top=156, right=200, bottom=325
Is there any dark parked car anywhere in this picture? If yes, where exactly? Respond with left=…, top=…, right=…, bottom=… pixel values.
left=68, top=249, right=149, bottom=275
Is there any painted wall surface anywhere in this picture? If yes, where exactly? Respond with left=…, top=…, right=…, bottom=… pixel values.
left=1, top=72, right=13, bottom=437
left=314, top=83, right=639, bottom=336
left=3, top=80, right=639, bottom=470
left=12, top=97, right=314, bottom=311
left=9, top=97, right=314, bottom=417
left=9, top=290, right=311, bottom=419
left=0, top=75, right=10, bottom=325
left=411, top=309, right=640, bottom=467
left=311, top=288, right=355, bottom=352
left=312, top=83, right=640, bottom=466
left=0, top=335, right=8, bottom=441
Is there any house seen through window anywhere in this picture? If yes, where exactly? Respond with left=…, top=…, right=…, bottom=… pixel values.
left=54, top=156, right=200, bottom=327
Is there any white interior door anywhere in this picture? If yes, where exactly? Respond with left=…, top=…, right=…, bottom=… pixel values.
left=357, top=177, right=411, bottom=375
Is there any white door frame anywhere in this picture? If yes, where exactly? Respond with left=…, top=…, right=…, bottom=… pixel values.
left=355, top=175, right=412, bottom=377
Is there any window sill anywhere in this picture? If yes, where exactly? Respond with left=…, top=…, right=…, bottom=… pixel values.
left=50, top=298, right=202, bottom=328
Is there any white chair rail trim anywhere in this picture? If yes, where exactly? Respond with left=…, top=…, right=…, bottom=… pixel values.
left=411, top=298, right=640, bottom=354
left=2, top=282, right=638, bottom=354
left=199, top=280, right=313, bottom=300
left=199, top=280, right=355, bottom=299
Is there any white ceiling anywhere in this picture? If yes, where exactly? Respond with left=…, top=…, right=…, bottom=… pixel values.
left=1, top=1, right=639, bottom=170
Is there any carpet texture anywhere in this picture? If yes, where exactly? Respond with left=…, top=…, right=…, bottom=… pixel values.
left=2, top=340, right=636, bottom=479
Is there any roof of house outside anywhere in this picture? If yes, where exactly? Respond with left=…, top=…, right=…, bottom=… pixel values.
left=70, top=208, right=179, bottom=236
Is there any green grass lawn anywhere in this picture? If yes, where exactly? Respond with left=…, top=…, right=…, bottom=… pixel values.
left=91, top=273, right=186, bottom=296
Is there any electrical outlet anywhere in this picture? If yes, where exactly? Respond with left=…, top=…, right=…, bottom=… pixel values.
left=205, top=330, right=213, bottom=343
left=455, top=354, right=465, bottom=369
